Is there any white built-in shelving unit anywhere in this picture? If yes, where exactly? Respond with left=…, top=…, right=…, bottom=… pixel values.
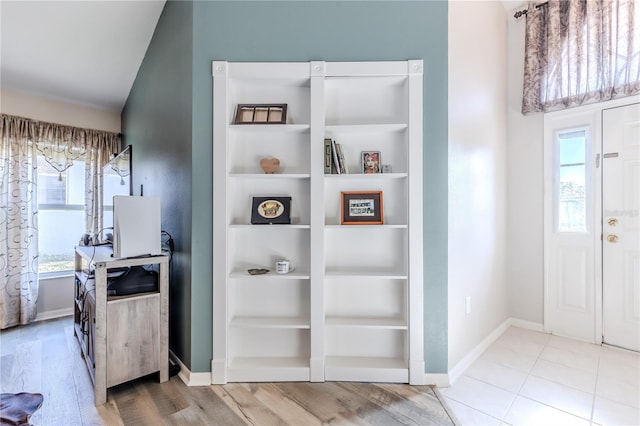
left=212, top=61, right=424, bottom=385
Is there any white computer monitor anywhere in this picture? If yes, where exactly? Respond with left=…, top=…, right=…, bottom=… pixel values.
left=112, top=195, right=161, bottom=258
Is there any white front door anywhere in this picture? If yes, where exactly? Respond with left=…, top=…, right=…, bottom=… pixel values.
left=544, top=110, right=598, bottom=342
left=602, top=102, right=640, bottom=352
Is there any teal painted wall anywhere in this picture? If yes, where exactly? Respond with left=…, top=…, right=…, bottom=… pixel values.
left=121, top=1, right=194, bottom=366
left=125, top=0, right=448, bottom=374
left=192, top=0, right=449, bottom=373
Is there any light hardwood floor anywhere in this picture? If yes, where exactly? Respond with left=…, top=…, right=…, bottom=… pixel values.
left=0, top=317, right=458, bottom=425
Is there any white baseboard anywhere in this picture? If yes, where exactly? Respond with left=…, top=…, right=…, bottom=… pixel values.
left=424, top=373, right=450, bottom=387
left=170, top=350, right=212, bottom=386
left=447, top=317, right=545, bottom=385
left=170, top=316, right=545, bottom=389
left=510, top=318, right=545, bottom=332
left=35, top=307, right=73, bottom=322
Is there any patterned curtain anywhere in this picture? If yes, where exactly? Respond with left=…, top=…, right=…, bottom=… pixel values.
left=522, top=0, right=640, bottom=113
left=0, top=114, right=120, bottom=329
left=0, top=115, right=39, bottom=329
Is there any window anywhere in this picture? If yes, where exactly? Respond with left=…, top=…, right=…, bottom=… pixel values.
left=557, top=129, right=587, bottom=232
left=103, top=164, right=129, bottom=228
left=37, top=156, right=127, bottom=274
left=37, top=156, right=86, bottom=273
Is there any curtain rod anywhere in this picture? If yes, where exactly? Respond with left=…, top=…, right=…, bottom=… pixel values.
left=514, top=1, right=548, bottom=19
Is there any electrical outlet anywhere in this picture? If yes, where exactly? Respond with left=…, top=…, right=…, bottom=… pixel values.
left=465, top=296, right=471, bottom=316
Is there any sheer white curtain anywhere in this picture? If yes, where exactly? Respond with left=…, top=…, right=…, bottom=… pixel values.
left=0, top=114, right=119, bottom=329
left=522, top=0, right=640, bottom=113
left=33, top=122, right=119, bottom=234
left=84, top=133, right=118, bottom=235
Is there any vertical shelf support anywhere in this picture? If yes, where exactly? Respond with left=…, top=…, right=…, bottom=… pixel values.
left=212, top=61, right=229, bottom=384
left=309, top=61, right=326, bottom=382
left=407, top=59, right=425, bottom=385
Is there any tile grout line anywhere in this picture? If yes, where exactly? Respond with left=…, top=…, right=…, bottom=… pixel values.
left=455, top=329, right=548, bottom=423
left=441, top=395, right=502, bottom=424
left=522, top=333, right=599, bottom=424
left=446, top=329, right=631, bottom=424
left=590, top=346, right=603, bottom=424
left=431, top=385, right=463, bottom=426
left=498, top=332, right=550, bottom=422
left=529, top=351, right=599, bottom=392
left=453, top=328, right=550, bottom=423
left=443, top=369, right=516, bottom=421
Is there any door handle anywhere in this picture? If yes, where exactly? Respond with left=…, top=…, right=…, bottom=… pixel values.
left=607, top=218, right=619, bottom=226
left=607, top=235, right=619, bottom=243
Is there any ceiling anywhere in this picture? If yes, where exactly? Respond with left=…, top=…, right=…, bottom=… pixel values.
left=1, top=0, right=166, bottom=112
left=1, top=1, right=522, bottom=113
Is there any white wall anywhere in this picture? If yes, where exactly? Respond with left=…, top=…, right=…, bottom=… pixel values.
left=1, top=89, right=121, bottom=320
left=1, top=89, right=121, bottom=132
left=505, top=5, right=545, bottom=324
left=448, top=1, right=510, bottom=369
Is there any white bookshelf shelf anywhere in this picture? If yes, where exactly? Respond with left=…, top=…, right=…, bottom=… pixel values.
left=325, top=317, right=407, bottom=329
left=230, top=316, right=310, bottom=329
left=324, top=356, right=408, bottom=383
left=324, top=123, right=407, bottom=133
left=229, top=316, right=311, bottom=329
left=324, top=224, right=408, bottom=229
left=229, top=356, right=311, bottom=369
left=323, top=173, right=407, bottom=179
left=229, top=173, right=311, bottom=179
left=325, top=356, right=407, bottom=369
left=229, top=224, right=311, bottom=229
left=230, top=124, right=310, bottom=133
left=228, top=357, right=310, bottom=382
left=229, top=270, right=311, bottom=280
left=324, top=271, right=408, bottom=280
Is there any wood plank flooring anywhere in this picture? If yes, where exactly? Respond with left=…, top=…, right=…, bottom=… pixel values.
left=0, top=317, right=458, bottom=425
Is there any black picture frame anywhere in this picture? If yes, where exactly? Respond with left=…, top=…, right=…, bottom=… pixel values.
left=341, top=191, right=384, bottom=225
left=251, top=196, right=292, bottom=224
left=234, top=104, right=287, bottom=124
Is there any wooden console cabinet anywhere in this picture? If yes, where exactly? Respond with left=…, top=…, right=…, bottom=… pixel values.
left=73, top=246, right=169, bottom=405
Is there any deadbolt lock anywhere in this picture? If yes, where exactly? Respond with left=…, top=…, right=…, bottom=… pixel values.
left=607, top=218, right=619, bottom=226
left=607, top=235, right=619, bottom=243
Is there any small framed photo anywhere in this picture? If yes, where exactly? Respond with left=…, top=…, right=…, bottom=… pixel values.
left=361, top=151, right=381, bottom=174
left=251, top=196, right=291, bottom=224
left=341, top=191, right=384, bottom=225
left=234, top=104, right=287, bottom=124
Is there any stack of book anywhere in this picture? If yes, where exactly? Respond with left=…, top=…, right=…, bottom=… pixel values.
left=324, top=138, right=348, bottom=174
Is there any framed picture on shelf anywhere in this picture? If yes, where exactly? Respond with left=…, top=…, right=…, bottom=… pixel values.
left=234, top=104, right=287, bottom=124
left=251, top=196, right=292, bottom=224
left=361, top=151, right=381, bottom=174
left=341, top=191, right=384, bottom=225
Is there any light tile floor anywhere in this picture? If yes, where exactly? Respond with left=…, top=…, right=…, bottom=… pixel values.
left=441, top=326, right=640, bottom=426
